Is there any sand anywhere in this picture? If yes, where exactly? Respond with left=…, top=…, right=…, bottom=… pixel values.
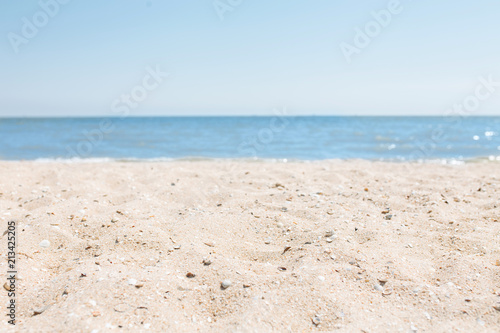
left=0, top=160, right=499, bottom=332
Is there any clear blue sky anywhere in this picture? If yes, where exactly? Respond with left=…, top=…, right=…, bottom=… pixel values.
left=1, top=0, right=500, bottom=116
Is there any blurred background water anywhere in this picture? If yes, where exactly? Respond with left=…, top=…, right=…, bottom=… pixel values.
left=0, top=117, right=499, bottom=161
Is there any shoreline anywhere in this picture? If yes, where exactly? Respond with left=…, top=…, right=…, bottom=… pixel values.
left=1, top=156, right=500, bottom=164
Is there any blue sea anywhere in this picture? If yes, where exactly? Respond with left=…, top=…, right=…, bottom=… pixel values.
left=0, top=117, right=499, bottom=162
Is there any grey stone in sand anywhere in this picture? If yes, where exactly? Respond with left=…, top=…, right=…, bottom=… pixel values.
left=312, top=316, right=321, bottom=326
left=39, top=240, right=50, bottom=248
left=221, top=280, right=232, bottom=289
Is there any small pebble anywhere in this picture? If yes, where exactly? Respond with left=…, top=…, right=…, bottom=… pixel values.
left=114, top=304, right=129, bottom=313
left=173, top=245, right=181, bottom=250
left=384, top=214, right=393, bottom=220
left=382, top=288, right=393, bottom=296
left=325, top=231, right=335, bottom=237
left=204, top=242, right=215, bottom=247
left=186, top=272, right=196, bottom=278
left=221, top=280, right=232, bottom=290
left=374, top=284, right=384, bottom=291
left=311, top=316, right=321, bottom=326
left=264, top=239, right=271, bottom=244
left=39, top=240, right=50, bottom=248
left=33, top=306, right=49, bottom=316
left=128, top=279, right=138, bottom=285
left=378, top=278, right=388, bottom=286
left=277, top=222, right=284, bottom=228
left=203, top=258, right=212, bottom=266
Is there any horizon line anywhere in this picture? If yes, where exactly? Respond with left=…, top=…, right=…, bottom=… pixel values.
left=1, top=114, right=500, bottom=119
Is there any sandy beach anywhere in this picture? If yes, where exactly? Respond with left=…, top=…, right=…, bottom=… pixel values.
left=1, top=160, right=499, bottom=332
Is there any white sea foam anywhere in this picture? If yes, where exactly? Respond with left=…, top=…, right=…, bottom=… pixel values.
left=17, top=155, right=498, bottom=164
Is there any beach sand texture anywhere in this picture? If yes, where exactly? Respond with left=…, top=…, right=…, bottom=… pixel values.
left=0, top=161, right=499, bottom=332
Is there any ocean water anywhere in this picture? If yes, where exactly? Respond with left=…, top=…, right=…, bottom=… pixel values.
left=0, top=117, right=499, bottom=161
